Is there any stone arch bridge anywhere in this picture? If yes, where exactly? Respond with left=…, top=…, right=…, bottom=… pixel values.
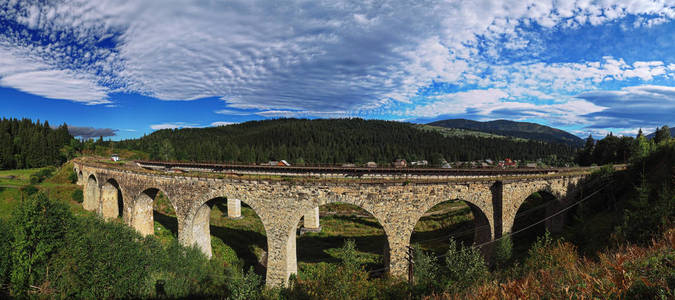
left=73, top=158, right=593, bottom=287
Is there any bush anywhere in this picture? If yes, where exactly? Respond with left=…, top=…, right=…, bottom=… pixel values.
left=413, top=244, right=441, bottom=294
left=293, top=240, right=380, bottom=299
left=493, top=235, right=513, bottom=268
left=523, top=231, right=578, bottom=274
left=10, top=192, right=73, bottom=296
left=0, top=219, right=12, bottom=286
left=67, top=171, right=78, bottom=184
left=442, top=238, right=489, bottom=293
left=50, top=216, right=151, bottom=299
left=226, top=266, right=262, bottom=300
left=19, top=185, right=38, bottom=196
left=71, top=189, right=83, bottom=203
left=29, top=167, right=55, bottom=184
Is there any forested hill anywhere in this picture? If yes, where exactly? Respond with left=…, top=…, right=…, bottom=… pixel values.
left=0, top=118, right=73, bottom=169
left=428, top=119, right=583, bottom=146
left=116, top=118, right=577, bottom=165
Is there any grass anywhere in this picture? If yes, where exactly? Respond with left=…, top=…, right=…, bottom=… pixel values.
left=0, top=167, right=47, bottom=186
left=414, top=124, right=529, bottom=142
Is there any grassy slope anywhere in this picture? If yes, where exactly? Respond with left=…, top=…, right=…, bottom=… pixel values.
left=414, top=124, right=519, bottom=140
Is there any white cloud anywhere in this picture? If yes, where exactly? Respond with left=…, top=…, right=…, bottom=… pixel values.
left=149, top=123, right=198, bottom=130
left=210, top=121, right=237, bottom=127
left=0, top=0, right=672, bottom=119
left=0, top=41, right=110, bottom=104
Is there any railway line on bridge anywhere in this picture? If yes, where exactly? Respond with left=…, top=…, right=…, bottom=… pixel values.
left=134, top=159, right=600, bottom=179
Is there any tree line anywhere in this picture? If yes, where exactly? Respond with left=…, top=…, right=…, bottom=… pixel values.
left=116, top=118, right=578, bottom=165
left=0, top=118, right=74, bottom=170
left=575, top=125, right=671, bottom=166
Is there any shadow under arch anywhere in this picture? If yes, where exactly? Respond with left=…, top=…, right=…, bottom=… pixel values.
left=189, top=195, right=268, bottom=275
left=411, top=199, right=491, bottom=255
left=101, top=178, right=124, bottom=220
left=83, top=174, right=99, bottom=211
left=132, top=187, right=178, bottom=238
left=511, top=189, right=559, bottom=255
left=295, top=202, right=389, bottom=276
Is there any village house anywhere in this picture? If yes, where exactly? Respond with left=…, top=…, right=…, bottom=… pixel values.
left=393, top=159, right=407, bottom=168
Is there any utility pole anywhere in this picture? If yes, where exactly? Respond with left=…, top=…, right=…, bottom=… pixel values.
left=405, top=245, right=415, bottom=294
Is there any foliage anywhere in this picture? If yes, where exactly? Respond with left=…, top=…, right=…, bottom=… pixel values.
left=413, top=244, right=441, bottom=294
left=439, top=228, right=675, bottom=299
left=116, top=118, right=577, bottom=165
left=0, top=219, right=12, bottom=286
left=290, top=239, right=382, bottom=300
left=493, top=235, right=513, bottom=268
left=428, top=118, right=583, bottom=146
left=523, top=232, right=578, bottom=274
left=29, top=167, right=54, bottom=184
left=67, top=170, right=78, bottom=184
left=19, top=185, right=38, bottom=196
left=0, top=118, right=74, bottom=170
left=442, top=238, right=489, bottom=293
left=225, top=266, right=262, bottom=300
left=10, top=192, right=73, bottom=296
left=71, top=189, right=83, bottom=203
left=612, top=142, right=675, bottom=245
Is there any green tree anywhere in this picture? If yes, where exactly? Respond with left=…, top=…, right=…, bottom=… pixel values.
left=653, top=125, right=671, bottom=144
left=10, top=192, right=73, bottom=295
left=442, top=238, right=488, bottom=292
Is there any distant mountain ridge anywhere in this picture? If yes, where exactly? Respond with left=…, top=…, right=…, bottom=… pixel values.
left=427, top=119, right=583, bottom=146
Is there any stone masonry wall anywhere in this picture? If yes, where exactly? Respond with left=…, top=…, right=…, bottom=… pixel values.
left=74, top=160, right=585, bottom=288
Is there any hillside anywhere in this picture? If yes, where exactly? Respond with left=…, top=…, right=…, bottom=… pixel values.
left=413, top=124, right=525, bottom=141
left=428, top=119, right=583, bottom=146
left=116, top=118, right=577, bottom=165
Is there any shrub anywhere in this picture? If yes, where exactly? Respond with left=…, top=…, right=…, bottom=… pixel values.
left=523, top=231, right=578, bottom=274
left=67, top=171, right=78, bottom=184
left=0, top=219, right=12, bottom=286
left=145, top=240, right=226, bottom=298
left=493, top=235, right=513, bottom=268
left=19, top=185, right=38, bottom=196
left=10, top=192, right=73, bottom=296
left=413, top=244, right=441, bottom=294
left=226, top=266, right=262, bottom=300
left=50, top=216, right=151, bottom=299
left=71, top=189, right=83, bottom=203
left=442, top=238, right=489, bottom=293
left=293, top=240, right=380, bottom=299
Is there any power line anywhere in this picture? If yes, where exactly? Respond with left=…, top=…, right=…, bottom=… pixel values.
left=433, top=181, right=613, bottom=259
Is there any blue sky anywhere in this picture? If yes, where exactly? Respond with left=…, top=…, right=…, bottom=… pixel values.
left=0, top=1, right=673, bottom=140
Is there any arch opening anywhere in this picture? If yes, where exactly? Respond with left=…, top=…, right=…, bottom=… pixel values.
left=83, top=174, right=99, bottom=211
left=411, top=199, right=491, bottom=256
left=133, top=188, right=177, bottom=238
left=101, top=178, right=124, bottom=220
left=192, top=197, right=268, bottom=275
left=511, top=190, right=558, bottom=257
left=295, top=202, right=388, bottom=278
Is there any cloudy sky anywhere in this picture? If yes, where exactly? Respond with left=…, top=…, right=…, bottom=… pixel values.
left=0, top=0, right=673, bottom=140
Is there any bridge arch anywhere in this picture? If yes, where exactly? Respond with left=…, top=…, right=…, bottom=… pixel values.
left=502, top=179, right=577, bottom=236
left=411, top=198, right=492, bottom=255
left=295, top=201, right=389, bottom=278
left=132, top=187, right=176, bottom=237
left=83, top=174, right=99, bottom=212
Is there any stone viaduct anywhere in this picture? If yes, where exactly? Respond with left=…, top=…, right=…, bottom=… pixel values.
left=73, top=158, right=590, bottom=287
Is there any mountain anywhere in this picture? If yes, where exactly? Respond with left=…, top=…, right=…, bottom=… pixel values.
left=646, top=127, right=675, bottom=139
left=427, top=119, right=583, bottom=146
left=116, top=118, right=577, bottom=165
